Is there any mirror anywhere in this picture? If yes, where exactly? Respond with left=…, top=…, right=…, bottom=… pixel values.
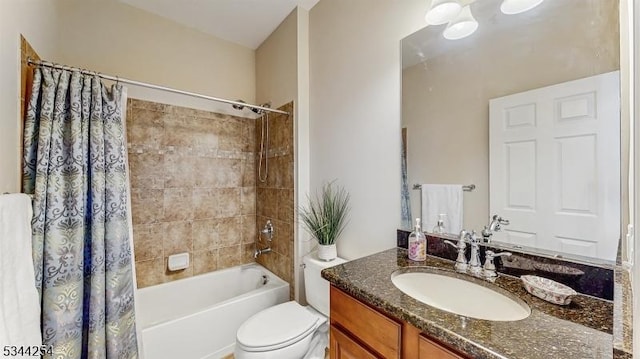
left=400, top=0, right=624, bottom=262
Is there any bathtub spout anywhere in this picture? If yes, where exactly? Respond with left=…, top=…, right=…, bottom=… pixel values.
left=254, top=247, right=272, bottom=259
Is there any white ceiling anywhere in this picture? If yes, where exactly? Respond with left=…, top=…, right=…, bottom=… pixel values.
left=119, top=0, right=321, bottom=49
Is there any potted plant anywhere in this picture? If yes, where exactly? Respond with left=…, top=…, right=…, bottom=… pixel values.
left=299, top=181, right=351, bottom=261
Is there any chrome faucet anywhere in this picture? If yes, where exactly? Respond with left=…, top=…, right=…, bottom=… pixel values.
left=445, top=229, right=511, bottom=281
left=481, top=215, right=510, bottom=242
left=468, top=231, right=483, bottom=277
left=255, top=220, right=274, bottom=258
left=483, top=250, right=512, bottom=281
left=445, top=230, right=469, bottom=273
left=253, top=247, right=271, bottom=259
left=261, top=220, right=274, bottom=241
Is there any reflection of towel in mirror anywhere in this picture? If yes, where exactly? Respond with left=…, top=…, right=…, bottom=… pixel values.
left=421, top=184, right=463, bottom=234
left=0, top=194, right=41, bottom=348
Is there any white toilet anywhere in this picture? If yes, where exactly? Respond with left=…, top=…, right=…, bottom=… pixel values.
left=234, top=253, right=346, bottom=359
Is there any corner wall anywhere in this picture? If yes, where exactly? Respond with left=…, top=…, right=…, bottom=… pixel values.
left=308, top=0, right=428, bottom=259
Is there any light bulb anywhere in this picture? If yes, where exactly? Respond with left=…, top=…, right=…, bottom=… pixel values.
left=443, top=5, right=478, bottom=40
left=500, top=0, right=544, bottom=15
left=425, top=0, right=462, bottom=25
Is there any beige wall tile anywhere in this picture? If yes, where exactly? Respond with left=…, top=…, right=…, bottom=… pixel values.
left=277, top=188, right=293, bottom=223
left=195, top=158, right=242, bottom=188
left=162, top=221, right=192, bottom=256
left=131, top=188, right=164, bottom=225
left=253, top=102, right=295, bottom=295
left=256, top=188, right=278, bottom=219
left=242, top=243, right=256, bottom=263
left=217, top=118, right=246, bottom=151
left=129, top=152, right=165, bottom=189
left=193, top=249, right=218, bottom=275
left=130, top=99, right=169, bottom=113
left=163, top=188, right=194, bottom=222
left=194, top=188, right=241, bottom=219
left=135, top=258, right=164, bottom=288
left=127, top=108, right=165, bottom=149
left=164, top=154, right=197, bottom=188
left=242, top=157, right=256, bottom=187
left=218, top=245, right=242, bottom=270
left=132, top=223, right=164, bottom=261
left=192, top=219, right=219, bottom=251
left=241, top=215, right=257, bottom=244
left=241, top=187, right=256, bottom=215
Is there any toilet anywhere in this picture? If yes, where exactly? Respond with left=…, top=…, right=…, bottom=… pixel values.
left=234, top=252, right=346, bottom=359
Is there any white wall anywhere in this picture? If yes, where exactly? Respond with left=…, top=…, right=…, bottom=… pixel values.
left=0, top=0, right=256, bottom=193
left=308, top=0, right=428, bottom=259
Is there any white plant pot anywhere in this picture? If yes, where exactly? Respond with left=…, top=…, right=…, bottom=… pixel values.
left=317, top=244, right=337, bottom=261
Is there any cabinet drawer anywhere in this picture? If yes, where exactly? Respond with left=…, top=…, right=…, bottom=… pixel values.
left=330, top=325, right=379, bottom=359
left=419, top=335, right=466, bottom=359
left=330, top=286, right=401, bottom=359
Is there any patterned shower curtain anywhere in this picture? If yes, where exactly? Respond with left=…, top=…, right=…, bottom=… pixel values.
left=23, top=67, right=138, bottom=359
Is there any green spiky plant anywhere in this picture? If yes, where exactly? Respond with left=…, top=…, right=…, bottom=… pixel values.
left=299, top=181, right=351, bottom=246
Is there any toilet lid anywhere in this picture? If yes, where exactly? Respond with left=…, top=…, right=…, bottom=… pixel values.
left=237, top=301, right=321, bottom=351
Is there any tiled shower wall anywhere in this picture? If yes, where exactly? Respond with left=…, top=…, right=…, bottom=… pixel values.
left=127, top=99, right=258, bottom=288
left=255, top=102, right=295, bottom=299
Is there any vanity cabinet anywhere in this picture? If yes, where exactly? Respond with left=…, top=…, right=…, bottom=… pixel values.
left=330, top=285, right=469, bottom=359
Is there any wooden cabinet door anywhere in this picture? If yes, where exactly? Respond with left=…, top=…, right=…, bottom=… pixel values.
left=330, top=286, right=401, bottom=358
left=418, top=335, right=466, bottom=359
left=330, top=325, right=379, bottom=359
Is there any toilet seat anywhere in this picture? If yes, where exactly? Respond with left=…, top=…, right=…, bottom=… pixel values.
left=236, top=301, right=325, bottom=352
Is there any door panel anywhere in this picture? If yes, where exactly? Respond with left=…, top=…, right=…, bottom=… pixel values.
left=490, top=71, right=620, bottom=260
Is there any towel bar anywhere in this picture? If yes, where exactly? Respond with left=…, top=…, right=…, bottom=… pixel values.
left=412, top=184, right=475, bottom=192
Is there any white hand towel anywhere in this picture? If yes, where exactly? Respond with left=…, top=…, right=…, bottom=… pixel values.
left=0, top=194, right=41, bottom=348
left=421, top=184, right=463, bottom=235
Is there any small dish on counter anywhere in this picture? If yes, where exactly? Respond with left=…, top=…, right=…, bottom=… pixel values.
left=521, top=275, right=577, bottom=305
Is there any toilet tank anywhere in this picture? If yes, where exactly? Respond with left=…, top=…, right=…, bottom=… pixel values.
left=303, top=253, right=346, bottom=317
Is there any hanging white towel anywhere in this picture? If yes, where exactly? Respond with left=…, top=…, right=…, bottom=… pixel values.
left=0, top=194, right=41, bottom=348
left=421, top=184, right=463, bottom=235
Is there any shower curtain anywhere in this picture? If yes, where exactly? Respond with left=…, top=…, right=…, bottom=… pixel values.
left=23, top=67, right=138, bottom=358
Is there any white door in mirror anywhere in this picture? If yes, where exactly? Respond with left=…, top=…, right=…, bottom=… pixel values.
left=489, top=71, right=620, bottom=261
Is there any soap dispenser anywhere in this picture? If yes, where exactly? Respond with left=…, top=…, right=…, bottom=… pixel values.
left=408, top=218, right=427, bottom=261
left=432, top=213, right=447, bottom=234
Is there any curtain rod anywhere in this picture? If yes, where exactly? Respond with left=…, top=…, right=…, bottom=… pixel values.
left=27, top=58, right=289, bottom=116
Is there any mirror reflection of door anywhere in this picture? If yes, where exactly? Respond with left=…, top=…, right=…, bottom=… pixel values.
left=400, top=0, right=624, bottom=263
left=490, top=72, right=620, bottom=261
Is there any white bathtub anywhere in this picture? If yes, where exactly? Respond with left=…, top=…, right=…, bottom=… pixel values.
left=136, top=264, right=290, bottom=359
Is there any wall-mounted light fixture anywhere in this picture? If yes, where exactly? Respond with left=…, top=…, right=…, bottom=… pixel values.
left=425, top=0, right=544, bottom=40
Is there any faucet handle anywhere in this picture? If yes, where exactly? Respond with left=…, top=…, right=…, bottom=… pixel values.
left=469, top=231, right=480, bottom=245
left=445, top=239, right=466, bottom=250
left=445, top=240, right=468, bottom=273
left=483, top=250, right=512, bottom=280
left=492, top=215, right=510, bottom=226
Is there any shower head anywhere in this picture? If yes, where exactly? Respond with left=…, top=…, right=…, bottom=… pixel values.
left=231, top=100, right=246, bottom=110
left=251, top=102, right=271, bottom=115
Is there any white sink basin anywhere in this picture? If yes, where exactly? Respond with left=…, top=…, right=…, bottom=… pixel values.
left=391, top=271, right=530, bottom=321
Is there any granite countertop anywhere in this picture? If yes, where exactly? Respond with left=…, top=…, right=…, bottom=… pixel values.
left=613, top=266, right=633, bottom=358
left=322, top=248, right=614, bottom=359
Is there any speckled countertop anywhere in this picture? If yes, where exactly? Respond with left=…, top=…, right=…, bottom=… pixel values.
left=613, top=265, right=633, bottom=358
left=322, top=248, right=614, bottom=359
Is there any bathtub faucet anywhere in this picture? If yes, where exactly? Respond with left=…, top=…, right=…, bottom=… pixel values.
left=254, top=246, right=271, bottom=259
